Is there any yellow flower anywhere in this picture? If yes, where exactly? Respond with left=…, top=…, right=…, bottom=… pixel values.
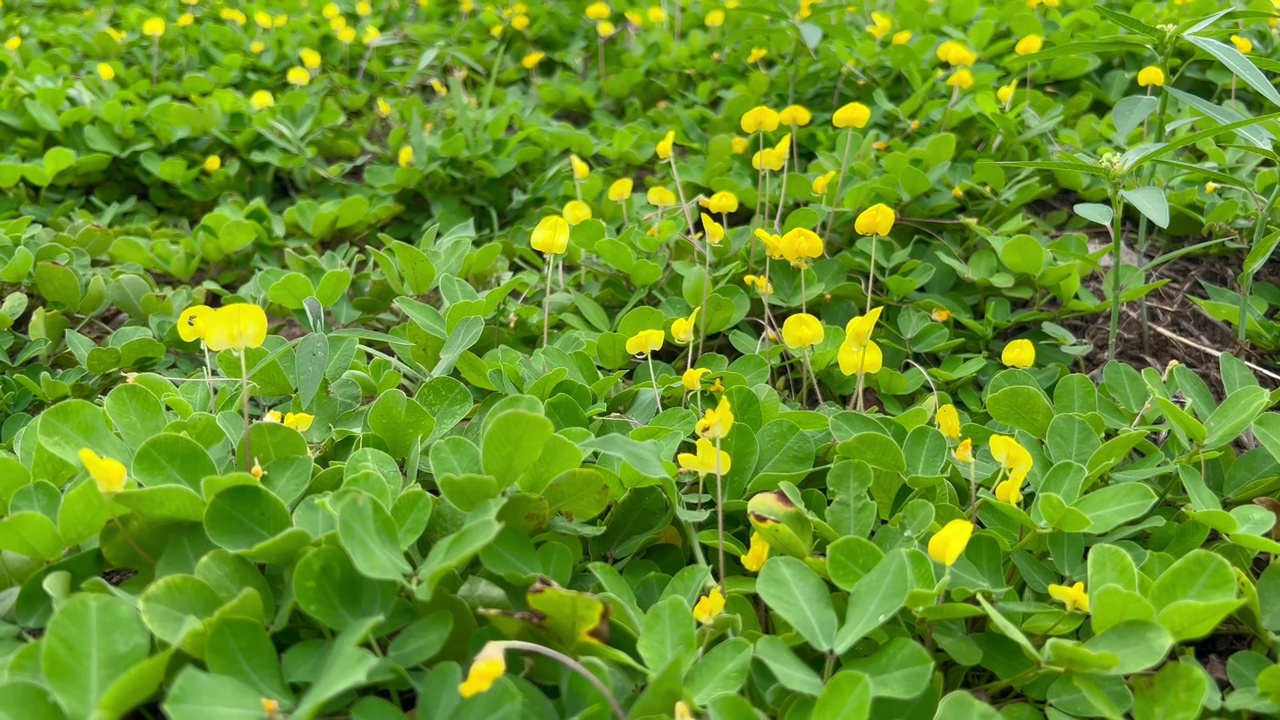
left=696, top=397, right=734, bottom=439
left=832, top=101, right=871, bottom=129
left=812, top=170, right=837, bottom=195
left=97, top=63, right=116, bottom=81
left=865, top=11, right=892, bottom=40
left=705, top=9, right=725, bottom=27
left=935, top=404, right=960, bottom=439
left=626, top=328, right=665, bottom=356
left=995, top=479, right=1023, bottom=505
left=1137, top=65, right=1165, bottom=87
left=838, top=340, right=882, bottom=375
left=608, top=178, right=633, bottom=201
left=675, top=701, right=694, bottom=720
left=204, top=304, right=269, bottom=353
left=338, top=27, right=357, bottom=43
left=927, top=519, right=974, bottom=566
left=782, top=313, right=824, bottom=350
left=1231, top=35, right=1253, bottom=54
left=990, top=434, right=1034, bottom=482
left=79, top=449, right=127, bottom=494
left=709, top=378, right=725, bottom=393
left=250, top=41, right=266, bottom=54
left=250, top=90, right=275, bottom=111
left=936, top=40, right=977, bottom=66
left=740, top=105, right=779, bottom=133
left=143, top=17, right=166, bottom=37
left=286, top=67, right=311, bottom=87
left=563, top=200, right=592, bottom=226
left=284, top=412, right=314, bottom=431
left=753, top=228, right=785, bottom=259
left=955, top=438, right=974, bottom=463
left=678, top=437, right=731, bottom=477
left=932, top=308, right=952, bottom=322
left=997, top=79, right=1019, bottom=105
left=731, top=136, right=749, bottom=154
left=597, top=20, right=615, bottom=37
left=356, top=0, right=372, bottom=15
left=743, top=274, right=773, bottom=296
left=779, top=227, right=823, bottom=267
left=707, top=190, right=739, bottom=214
left=530, top=215, right=570, bottom=255
left=1001, top=338, right=1035, bottom=368
left=845, top=306, right=882, bottom=347
left=647, top=186, right=677, bottom=207
left=430, top=78, right=448, bottom=96
left=1048, top=582, right=1090, bottom=613
left=459, top=644, right=506, bottom=699
left=251, top=460, right=266, bottom=481
left=178, top=305, right=214, bottom=342
left=178, top=13, right=194, bottom=27
left=512, top=14, right=530, bottom=30
left=569, top=154, right=590, bottom=180
left=221, top=9, right=248, bottom=25
left=522, top=51, right=545, bottom=69
left=586, top=1, right=611, bottom=19
left=779, top=104, right=812, bottom=126
left=682, top=367, right=710, bottom=391
left=892, top=30, right=912, bottom=45
left=363, top=25, right=382, bottom=45
left=1015, top=34, right=1043, bottom=56
left=656, top=130, right=676, bottom=160
left=203, top=155, right=221, bottom=173
left=693, top=586, right=725, bottom=625
left=377, top=98, right=392, bottom=117
left=4, top=36, right=20, bottom=51
left=855, top=203, right=895, bottom=236
left=1205, top=182, right=1219, bottom=193
left=300, top=48, right=322, bottom=70
left=398, top=145, right=414, bottom=168
left=701, top=213, right=724, bottom=245
left=741, top=532, right=770, bottom=573
left=323, top=3, right=342, bottom=19
left=752, top=146, right=785, bottom=172
left=647, top=5, right=666, bottom=23
left=947, top=69, right=975, bottom=91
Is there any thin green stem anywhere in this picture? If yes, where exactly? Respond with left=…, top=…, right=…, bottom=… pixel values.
left=495, top=642, right=626, bottom=720
left=1107, top=193, right=1125, bottom=361
left=646, top=353, right=661, bottom=413
left=714, top=435, right=726, bottom=591
left=822, top=129, right=854, bottom=241
left=240, top=351, right=251, bottom=472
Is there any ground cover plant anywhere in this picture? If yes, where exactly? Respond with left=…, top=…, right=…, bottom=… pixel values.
left=2, top=0, right=1280, bottom=718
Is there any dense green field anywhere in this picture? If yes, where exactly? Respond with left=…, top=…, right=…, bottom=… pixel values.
left=2, top=0, right=1280, bottom=718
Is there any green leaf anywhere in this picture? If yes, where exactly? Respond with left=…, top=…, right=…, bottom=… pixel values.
left=835, top=549, right=915, bottom=653
left=812, top=671, right=872, bottom=720
left=757, top=556, right=838, bottom=652
left=1183, top=34, right=1280, bottom=109
left=41, top=593, right=151, bottom=719
left=205, top=618, right=293, bottom=707
left=295, top=333, right=329, bottom=409
left=0, top=682, right=67, bottom=720
left=1074, top=203, right=1114, bottom=227
left=337, top=490, right=412, bottom=581
left=1203, top=386, right=1271, bottom=450
left=579, top=433, right=668, bottom=479
left=162, top=667, right=264, bottom=720
left=934, top=691, right=1004, bottom=719
left=1120, top=187, right=1169, bottom=229
left=368, top=389, right=435, bottom=459
left=844, top=637, right=934, bottom=699
left=434, top=315, right=483, bottom=377
left=998, top=235, right=1046, bottom=277
left=637, top=596, right=697, bottom=675
left=1112, top=96, right=1160, bottom=138
left=1132, top=661, right=1209, bottom=720
left=1082, top=621, right=1173, bottom=675
left=684, top=637, right=752, bottom=704
left=416, top=517, right=502, bottom=599
left=754, top=636, right=825, bottom=696
left=986, top=386, right=1054, bottom=438
left=133, top=433, right=217, bottom=492
left=138, top=574, right=226, bottom=658
left=1072, top=483, right=1158, bottom=533
left=205, top=485, right=293, bottom=551
left=482, top=410, right=553, bottom=480
left=294, top=545, right=397, bottom=631
left=387, top=611, right=454, bottom=667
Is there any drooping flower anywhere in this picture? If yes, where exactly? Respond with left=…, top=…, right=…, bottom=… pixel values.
left=204, top=304, right=269, bottom=353
left=362, top=25, right=382, bottom=45
left=997, top=79, right=1019, bottom=105
left=656, top=130, right=676, bottom=160
left=284, top=412, right=314, bottom=431
left=707, top=190, right=739, bottom=214
left=1137, top=66, right=1165, bottom=87
left=700, top=213, right=724, bottom=245
left=570, top=154, right=590, bottom=180
left=781, top=313, right=824, bottom=350
left=678, top=438, right=732, bottom=477
left=955, top=438, right=974, bottom=463
left=812, top=170, right=837, bottom=195
left=1231, top=35, right=1253, bottom=54
left=4, top=36, right=19, bottom=51
left=752, top=145, right=785, bottom=172
left=1015, top=34, right=1043, bottom=56
left=563, top=200, right=592, bottom=226
left=832, top=101, right=871, bottom=129
left=927, top=519, right=974, bottom=566
left=97, top=63, right=116, bottom=81
left=693, top=586, right=725, bottom=625
left=398, top=145, right=414, bottom=168
left=740, top=105, right=779, bottom=133
left=779, top=104, right=812, bottom=126
left=731, top=136, right=749, bottom=154
left=79, top=449, right=127, bottom=494
left=1048, top=582, right=1090, bottom=613
left=990, top=434, right=1034, bottom=483
left=682, top=367, right=710, bottom=391
left=647, top=186, right=677, bottom=207
left=741, top=532, right=770, bottom=573
left=935, top=404, right=961, bottom=440
left=865, top=12, right=892, bottom=40
left=746, top=47, right=767, bottom=63
left=608, top=178, right=633, bottom=201
left=855, top=204, right=895, bottom=236
left=743, top=274, right=773, bottom=296
left=459, top=643, right=506, bottom=699
left=995, top=479, right=1023, bottom=505
left=530, top=216, right=570, bottom=255
left=1001, top=339, right=1035, bottom=368
left=671, top=308, right=701, bottom=344
left=695, top=397, right=734, bottom=439
left=626, top=329, right=665, bottom=356
left=845, top=306, right=882, bottom=347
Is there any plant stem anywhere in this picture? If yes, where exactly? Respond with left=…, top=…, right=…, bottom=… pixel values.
left=823, top=129, right=854, bottom=241
left=866, top=234, right=878, bottom=314
left=714, top=435, right=726, bottom=591
left=496, top=642, right=626, bottom=720
left=239, top=351, right=251, bottom=472
left=646, top=353, right=661, bottom=413
left=1107, top=193, right=1125, bottom=362
left=543, top=259, right=553, bottom=348
left=804, top=349, right=823, bottom=406
left=203, top=346, right=216, bottom=412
